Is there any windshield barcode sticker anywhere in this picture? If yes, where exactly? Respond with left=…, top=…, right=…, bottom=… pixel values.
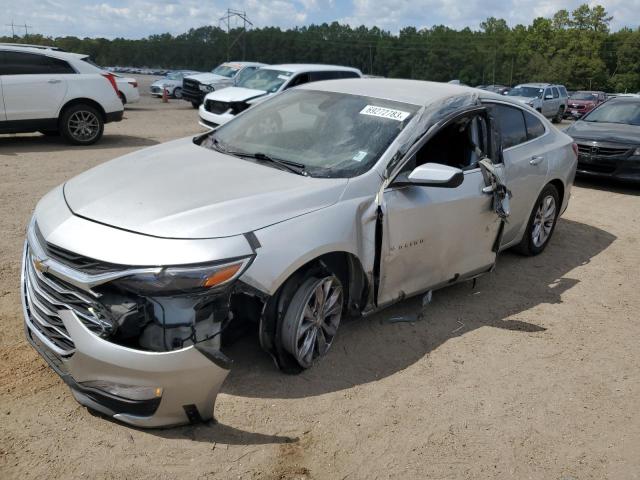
left=360, top=105, right=410, bottom=121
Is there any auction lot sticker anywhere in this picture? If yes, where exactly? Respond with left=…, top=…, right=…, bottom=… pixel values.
left=360, top=105, right=410, bottom=121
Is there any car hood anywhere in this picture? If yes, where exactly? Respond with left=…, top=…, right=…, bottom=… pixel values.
left=508, top=96, right=536, bottom=104
left=186, top=73, right=231, bottom=85
left=205, top=87, right=267, bottom=102
left=63, top=137, right=349, bottom=239
left=152, top=79, right=179, bottom=87
left=566, top=120, right=640, bottom=145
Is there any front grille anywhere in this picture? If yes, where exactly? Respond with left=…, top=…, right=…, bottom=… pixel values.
left=23, top=246, right=114, bottom=356
left=205, top=100, right=230, bottom=114
left=34, top=225, right=122, bottom=274
left=569, top=103, right=587, bottom=110
left=182, top=78, right=200, bottom=95
left=576, top=143, right=631, bottom=157
left=577, top=162, right=616, bottom=174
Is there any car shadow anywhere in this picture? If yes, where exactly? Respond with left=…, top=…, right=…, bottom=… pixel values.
left=0, top=134, right=159, bottom=154
left=575, top=177, right=639, bottom=196
left=222, top=218, right=616, bottom=400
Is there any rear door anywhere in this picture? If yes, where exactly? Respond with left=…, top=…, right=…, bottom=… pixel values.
left=487, top=102, right=549, bottom=246
left=0, top=79, right=6, bottom=121
left=0, top=51, right=71, bottom=120
left=377, top=109, right=504, bottom=306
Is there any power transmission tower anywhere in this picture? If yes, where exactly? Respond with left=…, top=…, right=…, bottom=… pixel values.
left=23, top=23, right=33, bottom=36
left=218, top=8, right=253, bottom=61
left=5, top=20, right=17, bottom=39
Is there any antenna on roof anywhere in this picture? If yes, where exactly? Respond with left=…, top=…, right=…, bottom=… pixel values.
left=218, top=8, right=253, bottom=61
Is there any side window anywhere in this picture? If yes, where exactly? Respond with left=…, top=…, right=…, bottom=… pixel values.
left=339, top=71, right=360, bottom=79
left=0, top=51, right=74, bottom=75
left=285, top=73, right=310, bottom=89
left=552, top=87, right=559, bottom=99
left=523, top=110, right=545, bottom=140
left=491, top=104, right=528, bottom=149
left=309, top=71, right=340, bottom=82
left=47, top=57, right=75, bottom=74
left=559, top=86, right=567, bottom=97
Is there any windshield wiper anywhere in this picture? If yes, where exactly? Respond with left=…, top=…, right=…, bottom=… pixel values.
left=233, top=151, right=308, bottom=176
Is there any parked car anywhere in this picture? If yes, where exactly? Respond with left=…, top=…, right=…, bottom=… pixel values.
left=564, top=91, right=606, bottom=119
left=182, top=62, right=266, bottom=108
left=198, top=64, right=362, bottom=128
left=22, top=79, right=577, bottom=427
left=150, top=70, right=200, bottom=99
left=114, top=74, right=140, bottom=105
left=481, top=84, right=511, bottom=95
left=507, top=83, right=568, bottom=123
left=565, top=96, right=640, bottom=182
left=0, top=44, right=124, bottom=145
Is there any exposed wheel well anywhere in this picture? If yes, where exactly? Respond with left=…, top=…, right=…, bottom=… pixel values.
left=59, top=98, right=107, bottom=123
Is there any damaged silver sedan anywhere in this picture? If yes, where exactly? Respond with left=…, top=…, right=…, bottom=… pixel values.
left=22, top=79, right=578, bottom=427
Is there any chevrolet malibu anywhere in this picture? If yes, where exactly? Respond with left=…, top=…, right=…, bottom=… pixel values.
left=22, top=79, right=578, bottom=427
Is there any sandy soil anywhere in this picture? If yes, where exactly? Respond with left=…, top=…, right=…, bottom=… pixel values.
left=1, top=77, right=639, bottom=479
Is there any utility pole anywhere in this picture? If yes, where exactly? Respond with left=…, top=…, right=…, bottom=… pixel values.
left=23, top=23, right=33, bottom=36
left=368, top=44, right=373, bottom=75
left=6, top=20, right=16, bottom=39
left=218, top=9, right=253, bottom=61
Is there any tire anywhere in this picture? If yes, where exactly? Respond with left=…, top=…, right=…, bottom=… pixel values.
left=59, top=104, right=104, bottom=146
left=173, top=87, right=183, bottom=99
left=514, top=184, right=560, bottom=256
left=280, top=273, right=344, bottom=369
left=191, top=101, right=200, bottom=109
left=552, top=107, right=564, bottom=124
left=118, top=91, right=126, bottom=105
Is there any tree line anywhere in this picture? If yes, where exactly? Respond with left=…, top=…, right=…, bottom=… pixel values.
left=2, top=3, right=639, bottom=92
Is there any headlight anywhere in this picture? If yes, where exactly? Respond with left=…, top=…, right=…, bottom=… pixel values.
left=199, top=84, right=214, bottom=92
left=633, top=147, right=640, bottom=156
left=113, top=258, right=251, bottom=295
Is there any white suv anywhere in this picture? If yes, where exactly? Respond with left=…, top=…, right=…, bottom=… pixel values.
left=0, top=44, right=124, bottom=145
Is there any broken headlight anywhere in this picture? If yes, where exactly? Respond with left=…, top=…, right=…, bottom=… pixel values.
left=113, top=258, right=251, bottom=296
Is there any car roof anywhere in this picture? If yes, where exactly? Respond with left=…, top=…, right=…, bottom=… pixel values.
left=262, top=64, right=362, bottom=74
left=298, top=78, right=522, bottom=107
left=223, top=61, right=266, bottom=68
left=0, top=44, right=87, bottom=61
left=517, top=82, right=566, bottom=88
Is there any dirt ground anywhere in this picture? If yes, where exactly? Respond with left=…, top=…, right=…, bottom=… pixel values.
left=1, top=76, right=639, bottom=480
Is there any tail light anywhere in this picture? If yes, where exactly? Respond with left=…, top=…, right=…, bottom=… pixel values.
left=571, top=143, right=579, bottom=158
left=128, top=81, right=138, bottom=88
left=101, top=72, right=118, bottom=95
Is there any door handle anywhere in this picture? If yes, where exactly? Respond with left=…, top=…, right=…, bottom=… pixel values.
left=47, top=79, right=62, bottom=84
left=529, top=156, right=544, bottom=165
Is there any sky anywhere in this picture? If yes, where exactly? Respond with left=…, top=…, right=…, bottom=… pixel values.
left=3, top=0, right=639, bottom=39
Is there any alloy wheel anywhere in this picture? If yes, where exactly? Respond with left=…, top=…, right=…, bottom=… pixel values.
left=531, top=194, right=556, bottom=248
left=283, top=276, right=343, bottom=368
left=68, top=110, right=100, bottom=142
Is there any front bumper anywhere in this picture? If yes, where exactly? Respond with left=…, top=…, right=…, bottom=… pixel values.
left=105, top=110, right=124, bottom=123
left=198, top=105, right=234, bottom=129
left=21, top=240, right=231, bottom=428
left=576, top=143, right=640, bottom=182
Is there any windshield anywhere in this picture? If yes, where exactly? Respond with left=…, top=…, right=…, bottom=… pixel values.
left=571, top=92, right=597, bottom=101
left=165, top=71, right=182, bottom=80
left=211, top=64, right=241, bottom=78
left=508, top=86, right=543, bottom=98
left=583, top=101, right=640, bottom=126
left=200, top=89, right=419, bottom=178
left=237, top=69, right=292, bottom=92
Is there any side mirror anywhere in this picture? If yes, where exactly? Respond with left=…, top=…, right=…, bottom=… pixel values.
left=395, top=163, right=464, bottom=188
left=544, top=94, right=554, bottom=100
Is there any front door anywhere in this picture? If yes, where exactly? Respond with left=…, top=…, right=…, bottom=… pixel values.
left=377, top=111, right=504, bottom=307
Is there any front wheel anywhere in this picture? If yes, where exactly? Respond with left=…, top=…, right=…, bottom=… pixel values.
left=60, top=104, right=104, bottom=145
left=514, top=184, right=560, bottom=256
left=280, top=274, right=344, bottom=369
left=173, top=87, right=183, bottom=99
left=191, top=101, right=200, bottom=109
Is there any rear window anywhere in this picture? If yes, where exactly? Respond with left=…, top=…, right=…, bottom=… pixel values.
left=523, top=110, right=545, bottom=140
left=491, top=104, right=528, bottom=149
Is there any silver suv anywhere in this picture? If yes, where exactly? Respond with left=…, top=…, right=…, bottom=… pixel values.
left=507, top=83, right=568, bottom=123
